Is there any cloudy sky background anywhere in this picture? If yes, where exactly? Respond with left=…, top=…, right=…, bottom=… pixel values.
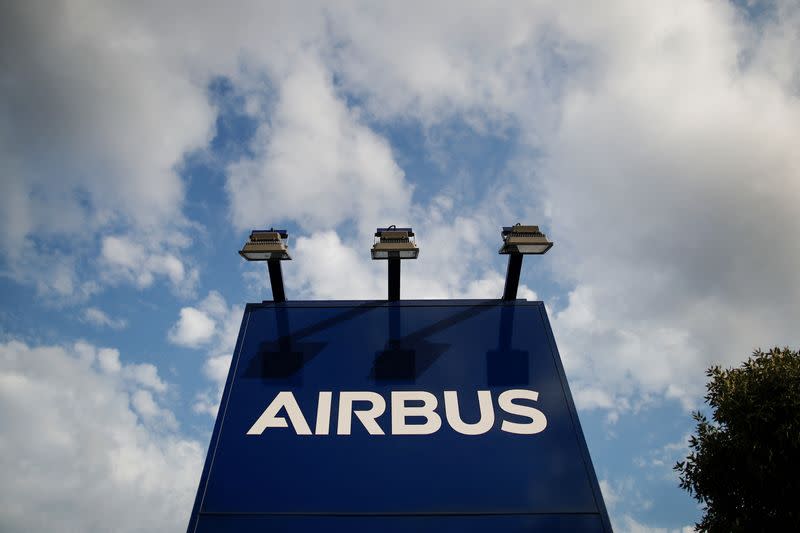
left=1, top=1, right=799, bottom=531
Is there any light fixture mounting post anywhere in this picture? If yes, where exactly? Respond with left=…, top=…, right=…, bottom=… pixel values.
left=267, top=260, right=286, bottom=303
left=502, top=253, right=523, bottom=301
left=388, top=257, right=401, bottom=302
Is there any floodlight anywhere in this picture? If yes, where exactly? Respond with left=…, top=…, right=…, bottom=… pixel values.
left=371, top=227, right=419, bottom=260
left=239, top=230, right=291, bottom=261
left=499, top=225, right=552, bottom=255
left=500, top=223, right=553, bottom=301
left=372, top=226, right=418, bottom=301
left=239, top=229, right=290, bottom=303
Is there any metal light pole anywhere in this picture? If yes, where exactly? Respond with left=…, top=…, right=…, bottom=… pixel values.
left=371, top=226, right=419, bottom=302
left=239, top=229, right=292, bottom=303
left=499, top=224, right=553, bottom=301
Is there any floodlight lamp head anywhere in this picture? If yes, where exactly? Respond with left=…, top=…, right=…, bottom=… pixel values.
left=371, top=225, right=419, bottom=260
left=499, top=224, right=553, bottom=255
left=239, top=229, right=292, bottom=261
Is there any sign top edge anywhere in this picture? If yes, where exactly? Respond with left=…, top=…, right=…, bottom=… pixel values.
left=247, top=299, right=543, bottom=308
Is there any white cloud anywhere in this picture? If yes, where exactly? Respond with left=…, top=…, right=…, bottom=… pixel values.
left=168, top=307, right=216, bottom=348
left=634, top=433, right=692, bottom=481
left=540, top=0, right=800, bottom=411
left=288, top=231, right=385, bottom=300
left=599, top=476, right=698, bottom=533
left=616, top=514, right=695, bottom=533
left=463, top=272, right=537, bottom=301
left=0, top=1, right=213, bottom=299
left=574, top=387, right=616, bottom=412
left=553, top=286, right=702, bottom=420
left=0, top=339, right=202, bottom=532
left=123, top=362, right=168, bottom=394
left=0, top=248, right=100, bottom=304
left=327, top=2, right=565, bottom=128
left=83, top=307, right=128, bottom=330
left=92, top=345, right=167, bottom=394
left=99, top=234, right=199, bottom=296
left=203, top=354, right=233, bottom=386
left=168, top=291, right=240, bottom=352
left=166, top=291, right=243, bottom=416
left=131, top=389, right=178, bottom=430
left=226, top=53, right=411, bottom=238
left=98, top=347, right=123, bottom=373
left=599, top=478, right=620, bottom=510
left=0, top=2, right=214, bottom=234
left=599, top=476, right=652, bottom=513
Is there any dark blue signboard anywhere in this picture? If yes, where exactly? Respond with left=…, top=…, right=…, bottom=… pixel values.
left=187, top=300, right=612, bottom=532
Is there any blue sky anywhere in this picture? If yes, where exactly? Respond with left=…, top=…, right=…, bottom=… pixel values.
left=1, top=1, right=799, bottom=531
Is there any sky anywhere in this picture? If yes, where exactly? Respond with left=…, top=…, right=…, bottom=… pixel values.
left=1, top=1, right=799, bottom=531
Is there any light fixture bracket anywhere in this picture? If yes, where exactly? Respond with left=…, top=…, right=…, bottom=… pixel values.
left=499, top=224, right=553, bottom=255
left=371, top=226, right=419, bottom=260
left=239, top=228, right=290, bottom=303
left=500, top=223, right=553, bottom=301
left=239, top=229, right=292, bottom=261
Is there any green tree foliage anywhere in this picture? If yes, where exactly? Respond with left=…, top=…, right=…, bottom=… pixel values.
left=675, top=347, right=800, bottom=532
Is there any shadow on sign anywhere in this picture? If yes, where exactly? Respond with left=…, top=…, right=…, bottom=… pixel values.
left=243, top=302, right=378, bottom=383
left=486, top=305, right=530, bottom=386
left=370, top=302, right=497, bottom=382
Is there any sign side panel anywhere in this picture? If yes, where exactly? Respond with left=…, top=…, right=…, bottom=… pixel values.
left=537, top=303, right=614, bottom=533
left=186, top=305, right=252, bottom=533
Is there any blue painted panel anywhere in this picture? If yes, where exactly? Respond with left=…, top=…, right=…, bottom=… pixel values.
left=195, top=514, right=605, bottom=532
left=187, top=300, right=611, bottom=532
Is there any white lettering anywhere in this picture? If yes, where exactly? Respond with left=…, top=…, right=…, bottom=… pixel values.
left=246, top=389, right=549, bottom=436
left=444, top=390, right=495, bottom=435
left=246, top=391, right=312, bottom=435
left=315, top=391, right=333, bottom=435
left=337, top=391, right=386, bottom=435
left=498, top=389, right=547, bottom=434
left=391, top=391, right=442, bottom=435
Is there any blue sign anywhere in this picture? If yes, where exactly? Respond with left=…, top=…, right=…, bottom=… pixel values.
left=187, top=300, right=612, bottom=532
